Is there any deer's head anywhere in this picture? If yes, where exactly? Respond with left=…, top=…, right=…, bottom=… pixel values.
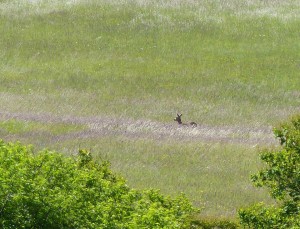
left=174, top=113, right=183, bottom=124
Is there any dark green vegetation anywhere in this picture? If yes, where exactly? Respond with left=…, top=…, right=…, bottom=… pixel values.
left=0, top=140, right=195, bottom=228
left=239, top=116, right=300, bottom=228
left=191, top=217, right=239, bottom=229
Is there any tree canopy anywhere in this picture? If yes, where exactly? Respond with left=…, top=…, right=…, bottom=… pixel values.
left=0, top=141, right=196, bottom=228
left=239, top=116, right=300, bottom=228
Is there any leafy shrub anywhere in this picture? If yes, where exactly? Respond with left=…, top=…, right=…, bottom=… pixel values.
left=239, top=116, right=300, bottom=228
left=0, top=141, right=196, bottom=228
left=190, top=216, right=239, bottom=229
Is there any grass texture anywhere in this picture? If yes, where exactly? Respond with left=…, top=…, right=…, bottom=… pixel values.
left=0, top=0, right=299, bottom=126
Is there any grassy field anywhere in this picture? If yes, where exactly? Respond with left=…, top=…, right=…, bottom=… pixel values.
left=0, top=0, right=299, bottom=218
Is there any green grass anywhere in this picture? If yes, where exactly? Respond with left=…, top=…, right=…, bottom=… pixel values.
left=0, top=0, right=299, bottom=126
left=0, top=0, right=298, bottom=218
left=0, top=119, right=85, bottom=135
left=0, top=119, right=87, bottom=150
left=66, top=137, right=273, bottom=218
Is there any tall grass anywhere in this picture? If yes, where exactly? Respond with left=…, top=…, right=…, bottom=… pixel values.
left=0, top=0, right=299, bottom=126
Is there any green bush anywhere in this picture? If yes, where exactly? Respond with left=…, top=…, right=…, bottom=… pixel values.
left=239, top=116, right=300, bottom=228
left=190, top=217, right=239, bottom=229
left=0, top=141, right=196, bottom=228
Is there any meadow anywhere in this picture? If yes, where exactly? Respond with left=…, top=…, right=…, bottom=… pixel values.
left=0, top=0, right=299, bottom=219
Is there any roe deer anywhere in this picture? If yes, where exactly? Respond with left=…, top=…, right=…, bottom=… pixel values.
left=174, top=113, right=197, bottom=127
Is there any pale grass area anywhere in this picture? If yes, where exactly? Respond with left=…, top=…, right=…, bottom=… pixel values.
left=0, top=108, right=276, bottom=146
left=0, top=89, right=298, bottom=128
left=1, top=0, right=299, bottom=22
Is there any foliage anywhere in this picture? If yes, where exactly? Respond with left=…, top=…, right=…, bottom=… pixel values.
left=0, top=141, right=196, bottom=228
left=239, top=116, right=300, bottom=228
left=190, top=216, right=239, bottom=229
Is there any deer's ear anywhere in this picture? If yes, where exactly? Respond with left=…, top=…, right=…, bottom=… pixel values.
left=179, top=113, right=182, bottom=117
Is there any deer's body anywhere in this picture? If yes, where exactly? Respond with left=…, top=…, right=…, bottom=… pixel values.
left=174, top=114, right=197, bottom=127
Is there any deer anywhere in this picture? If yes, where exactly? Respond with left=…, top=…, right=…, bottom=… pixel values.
left=174, top=113, right=197, bottom=127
